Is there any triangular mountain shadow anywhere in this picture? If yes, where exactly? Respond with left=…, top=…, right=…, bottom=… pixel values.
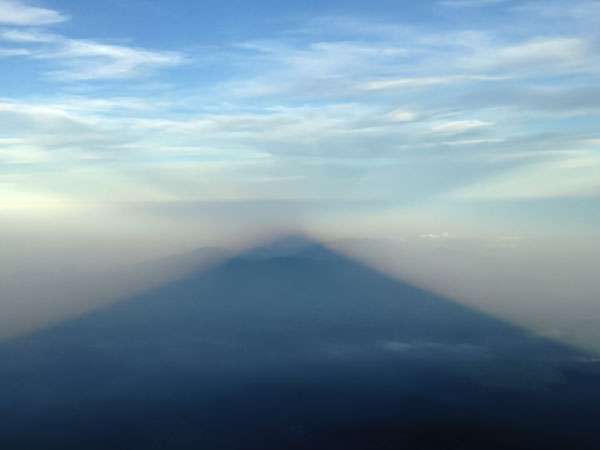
left=1, top=235, right=599, bottom=450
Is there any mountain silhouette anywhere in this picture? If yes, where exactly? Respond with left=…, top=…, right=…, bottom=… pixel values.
left=1, top=236, right=599, bottom=449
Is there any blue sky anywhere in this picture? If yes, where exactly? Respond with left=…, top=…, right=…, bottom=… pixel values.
left=1, top=0, right=599, bottom=233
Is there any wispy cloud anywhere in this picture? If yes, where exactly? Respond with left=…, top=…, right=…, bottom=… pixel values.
left=467, top=37, right=595, bottom=75
left=0, top=46, right=29, bottom=55
left=1, top=2, right=599, bottom=206
left=438, top=0, right=508, bottom=8
left=0, top=28, right=58, bottom=42
left=359, top=76, right=456, bottom=91
left=0, top=28, right=185, bottom=80
left=52, top=39, right=185, bottom=80
left=0, top=0, right=66, bottom=26
left=449, top=153, right=600, bottom=199
left=431, top=120, right=493, bottom=134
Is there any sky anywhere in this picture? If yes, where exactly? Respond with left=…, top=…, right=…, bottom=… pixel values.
left=1, top=0, right=599, bottom=212
left=1, top=0, right=599, bottom=346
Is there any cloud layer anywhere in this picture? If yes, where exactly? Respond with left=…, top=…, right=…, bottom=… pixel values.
left=0, top=0, right=599, bottom=221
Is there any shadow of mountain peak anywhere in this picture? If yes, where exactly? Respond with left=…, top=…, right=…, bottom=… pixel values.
left=240, top=233, right=332, bottom=260
left=1, top=234, right=599, bottom=449
left=5, top=234, right=585, bottom=368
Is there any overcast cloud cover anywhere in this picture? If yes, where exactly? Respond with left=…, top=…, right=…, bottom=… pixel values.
left=1, top=0, right=599, bottom=348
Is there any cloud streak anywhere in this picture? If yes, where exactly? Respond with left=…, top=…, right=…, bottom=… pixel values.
left=0, top=0, right=66, bottom=26
left=0, top=28, right=185, bottom=80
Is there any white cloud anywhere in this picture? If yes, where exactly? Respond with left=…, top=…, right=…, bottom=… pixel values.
left=1, top=10, right=599, bottom=205
left=513, top=1, right=600, bottom=28
left=0, top=0, right=66, bottom=25
left=226, top=39, right=415, bottom=98
left=0, top=28, right=185, bottom=80
left=439, top=0, right=507, bottom=7
left=449, top=154, right=600, bottom=199
left=443, top=137, right=504, bottom=146
left=0, top=137, right=50, bottom=164
left=0, top=47, right=29, bottom=55
left=431, top=120, right=493, bottom=134
left=496, top=37, right=588, bottom=68
left=360, top=76, right=455, bottom=91
left=459, top=36, right=597, bottom=77
left=0, top=28, right=58, bottom=43
left=53, top=39, right=184, bottom=80
left=385, top=109, right=417, bottom=122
